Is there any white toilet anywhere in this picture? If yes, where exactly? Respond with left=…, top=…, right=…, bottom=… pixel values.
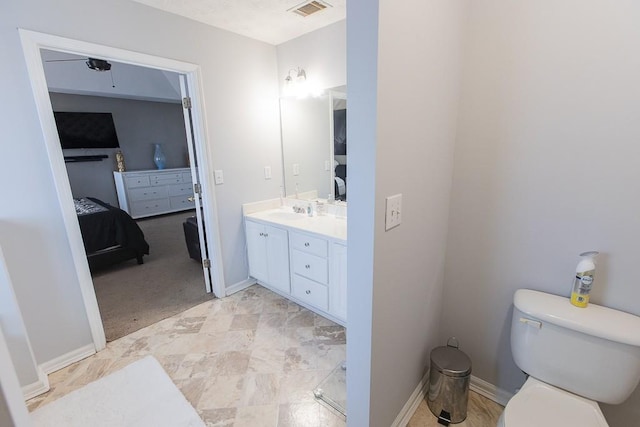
left=498, top=289, right=640, bottom=427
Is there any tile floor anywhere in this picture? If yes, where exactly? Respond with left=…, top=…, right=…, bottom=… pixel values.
left=26, top=284, right=503, bottom=426
left=409, top=391, right=503, bottom=426
left=27, top=285, right=346, bottom=427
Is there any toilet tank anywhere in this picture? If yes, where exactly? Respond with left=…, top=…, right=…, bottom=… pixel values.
left=511, top=289, right=640, bottom=404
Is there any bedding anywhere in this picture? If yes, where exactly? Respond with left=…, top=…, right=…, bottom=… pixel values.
left=74, top=197, right=149, bottom=269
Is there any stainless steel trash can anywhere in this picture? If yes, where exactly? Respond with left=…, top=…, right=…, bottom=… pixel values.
left=427, top=339, right=472, bottom=425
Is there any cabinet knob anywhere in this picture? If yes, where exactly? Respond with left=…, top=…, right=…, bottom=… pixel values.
left=305, top=264, right=310, bottom=269
left=264, top=233, right=268, bottom=237
left=304, top=242, right=310, bottom=247
left=259, top=232, right=264, bottom=236
left=306, top=290, right=311, bottom=295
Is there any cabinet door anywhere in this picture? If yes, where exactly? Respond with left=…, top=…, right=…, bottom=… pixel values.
left=330, top=243, right=347, bottom=321
left=265, top=225, right=290, bottom=293
left=245, top=220, right=268, bottom=283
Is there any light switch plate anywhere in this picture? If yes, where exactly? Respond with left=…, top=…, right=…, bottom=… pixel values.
left=324, top=160, right=331, bottom=171
left=214, top=169, right=224, bottom=185
left=264, top=166, right=272, bottom=179
left=385, top=194, right=402, bottom=231
left=293, top=163, right=300, bottom=176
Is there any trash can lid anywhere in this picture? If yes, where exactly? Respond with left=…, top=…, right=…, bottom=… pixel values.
left=431, top=346, right=472, bottom=377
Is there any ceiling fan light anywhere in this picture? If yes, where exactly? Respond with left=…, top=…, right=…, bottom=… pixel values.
left=86, top=58, right=112, bottom=72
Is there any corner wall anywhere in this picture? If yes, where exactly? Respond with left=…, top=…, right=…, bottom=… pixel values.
left=441, top=1, right=640, bottom=425
left=347, top=0, right=467, bottom=424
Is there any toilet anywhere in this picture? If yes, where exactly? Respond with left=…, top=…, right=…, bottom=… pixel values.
left=498, top=289, right=640, bottom=427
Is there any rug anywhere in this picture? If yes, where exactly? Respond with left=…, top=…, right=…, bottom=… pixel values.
left=30, top=356, right=204, bottom=427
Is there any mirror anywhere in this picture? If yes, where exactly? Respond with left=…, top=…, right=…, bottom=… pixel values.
left=280, top=87, right=347, bottom=202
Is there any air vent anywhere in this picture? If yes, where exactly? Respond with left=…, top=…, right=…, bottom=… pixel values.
left=290, top=1, right=331, bottom=17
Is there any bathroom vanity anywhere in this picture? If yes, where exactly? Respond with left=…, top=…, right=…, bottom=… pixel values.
left=243, top=201, right=347, bottom=325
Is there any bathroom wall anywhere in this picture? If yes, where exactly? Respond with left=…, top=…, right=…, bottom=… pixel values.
left=1, top=0, right=280, bottom=369
left=276, top=20, right=346, bottom=93
left=347, top=0, right=467, bottom=425
left=441, top=1, right=640, bottom=424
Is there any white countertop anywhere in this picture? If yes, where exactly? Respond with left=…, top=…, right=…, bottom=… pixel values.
left=245, top=208, right=347, bottom=243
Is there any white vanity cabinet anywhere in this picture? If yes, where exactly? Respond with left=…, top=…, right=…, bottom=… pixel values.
left=245, top=219, right=291, bottom=294
left=290, top=231, right=330, bottom=312
left=113, top=168, right=194, bottom=219
left=330, top=243, right=347, bottom=321
left=243, top=210, right=347, bottom=325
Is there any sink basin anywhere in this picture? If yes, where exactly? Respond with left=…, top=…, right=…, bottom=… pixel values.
left=267, top=211, right=306, bottom=221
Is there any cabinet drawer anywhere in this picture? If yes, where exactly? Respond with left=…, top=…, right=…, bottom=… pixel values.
left=292, top=275, right=328, bottom=311
left=290, top=232, right=328, bottom=258
left=291, top=249, right=328, bottom=284
left=170, top=195, right=195, bottom=210
left=129, top=186, right=167, bottom=201
left=168, top=183, right=193, bottom=196
left=131, top=198, right=170, bottom=216
left=125, top=175, right=150, bottom=188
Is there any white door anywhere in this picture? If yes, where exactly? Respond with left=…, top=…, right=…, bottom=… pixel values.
left=179, top=75, right=214, bottom=294
left=265, top=225, right=291, bottom=293
left=245, top=220, right=269, bottom=283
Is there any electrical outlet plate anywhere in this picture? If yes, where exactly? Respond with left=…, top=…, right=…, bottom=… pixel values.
left=385, top=194, right=402, bottom=231
left=293, top=163, right=300, bottom=176
left=214, top=170, right=224, bottom=185
left=264, top=166, right=272, bottom=179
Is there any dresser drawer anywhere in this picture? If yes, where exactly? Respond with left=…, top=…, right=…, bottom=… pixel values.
left=129, top=186, right=168, bottom=201
left=131, top=198, right=170, bottom=216
left=291, top=249, right=328, bottom=284
left=170, top=195, right=195, bottom=210
left=290, top=232, right=328, bottom=258
left=168, top=183, right=193, bottom=197
left=125, top=175, right=150, bottom=188
left=292, top=274, right=328, bottom=311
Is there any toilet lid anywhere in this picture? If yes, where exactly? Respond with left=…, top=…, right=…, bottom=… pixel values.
left=504, top=380, right=608, bottom=427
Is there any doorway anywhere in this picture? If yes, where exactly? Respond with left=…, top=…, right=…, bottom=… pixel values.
left=20, top=30, right=226, bottom=351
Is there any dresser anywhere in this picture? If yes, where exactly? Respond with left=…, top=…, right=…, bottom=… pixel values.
left=113, top=168, right=195, bottom=219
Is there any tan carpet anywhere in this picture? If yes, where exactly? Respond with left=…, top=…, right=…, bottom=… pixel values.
left=91, top=211, right=212, bottom=341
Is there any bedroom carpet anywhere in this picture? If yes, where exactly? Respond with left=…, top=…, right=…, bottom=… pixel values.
left=91, top=211, right=212, bottom=342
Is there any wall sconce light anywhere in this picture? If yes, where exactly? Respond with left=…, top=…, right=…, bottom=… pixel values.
left=283, top=67, right=323, bottom=98
left=284, top=67, right=307, bottom=85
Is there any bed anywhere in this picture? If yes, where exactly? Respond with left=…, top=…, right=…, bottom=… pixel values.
left=74, top=197, right=149, bottom=270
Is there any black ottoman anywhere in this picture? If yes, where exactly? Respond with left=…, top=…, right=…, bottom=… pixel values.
left=183, top=216, right=202, bottom=262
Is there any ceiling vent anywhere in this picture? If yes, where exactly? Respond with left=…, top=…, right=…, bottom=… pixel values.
left=289, top=1, right=331, bottom=17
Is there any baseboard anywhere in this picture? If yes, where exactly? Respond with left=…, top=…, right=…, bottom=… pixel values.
left=22, top=366, right=49, bottom=400
left=39, top=343, right=95, bottom=375
left=225, top=278, right=256, bottom=296
left=391, top=370, right=430, bottom=427
left=470, top=375, right=513, bottom=407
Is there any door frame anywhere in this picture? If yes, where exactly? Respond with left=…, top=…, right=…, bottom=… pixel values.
left=19, top=29, right=226, bottom=352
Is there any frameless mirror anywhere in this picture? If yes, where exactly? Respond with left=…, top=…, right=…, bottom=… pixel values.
left=280, top=86, right=347, bottom=202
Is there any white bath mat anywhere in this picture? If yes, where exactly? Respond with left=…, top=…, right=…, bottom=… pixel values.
left=31, top=356, right=204, bottom=427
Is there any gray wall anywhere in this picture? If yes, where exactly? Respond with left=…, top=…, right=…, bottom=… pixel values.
left=50, top=92, right=189, bottom=207
left=347, top=0, right=466, bottom=425
left=441, top=1, right=640, bottom=425
left=1, top=0, right=280, bottom=369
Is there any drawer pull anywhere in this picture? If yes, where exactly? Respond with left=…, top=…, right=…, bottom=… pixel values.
left=264, top=233, right=269, bottom=237
left=306, top=290, right=311, bottom=295
left=304, top=242, right=310, bottom=247
left=305, top=264, right=310, bottom=269
left=259, top=232, right=264, bottom=236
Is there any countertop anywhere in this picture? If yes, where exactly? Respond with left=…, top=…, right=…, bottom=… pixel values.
left=244, top=208, right=347, bottom=243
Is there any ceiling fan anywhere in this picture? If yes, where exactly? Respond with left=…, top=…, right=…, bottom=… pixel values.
left=45, top=57, right=116, bottom=87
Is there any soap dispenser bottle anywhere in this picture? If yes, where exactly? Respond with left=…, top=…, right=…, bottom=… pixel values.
left=570, top=251, right=599, bottom=308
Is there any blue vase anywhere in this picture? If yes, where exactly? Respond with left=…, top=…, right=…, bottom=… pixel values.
left=153, top=143, right=166, bottom=170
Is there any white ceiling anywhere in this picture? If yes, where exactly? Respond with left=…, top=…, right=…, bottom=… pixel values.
left=130, top=0, right=346, bottom=45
